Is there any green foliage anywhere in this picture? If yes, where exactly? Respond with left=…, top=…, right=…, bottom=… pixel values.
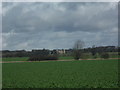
left=79, top=53, right=89, bottom=59
left=93, top=53, right=99, bottom=59
left=73, top=50, right=82, bottom=60
left=108, top=52, right=119, bottom=58
left=28, top=55, right=58, bottom=61
left=118, top=52, right=120, bottom=56
left=101, top=53, right=109, bottom=59
left=3, top=60, right=118, bottom=88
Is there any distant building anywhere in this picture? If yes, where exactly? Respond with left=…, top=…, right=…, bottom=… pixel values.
left=56, top=49, right=66, bottom=54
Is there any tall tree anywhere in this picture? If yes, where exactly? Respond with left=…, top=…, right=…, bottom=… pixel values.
left=73, top=40, right=85, bottom=60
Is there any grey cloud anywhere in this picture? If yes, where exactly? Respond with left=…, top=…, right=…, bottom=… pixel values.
left=3, top=2, right=117, bottom=33
left=2, top=2, right=118, bottom=50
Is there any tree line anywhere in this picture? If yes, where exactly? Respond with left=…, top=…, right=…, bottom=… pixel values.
left=1, top=45, right=118, bottom=58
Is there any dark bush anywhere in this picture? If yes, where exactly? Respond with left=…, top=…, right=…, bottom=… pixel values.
left=101, top=53, right=109, bottom=59
left=118, top=52, right=120, bottom=56
left=28, top=55, right=58, bottom=61
left=73, top=50, right=82, bottom=60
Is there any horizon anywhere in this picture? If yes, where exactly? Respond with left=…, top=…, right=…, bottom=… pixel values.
left=1, top=45, right=118, bottom=51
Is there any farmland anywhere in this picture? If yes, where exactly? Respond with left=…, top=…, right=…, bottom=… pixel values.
left=2, top=59, right=118, bottom=88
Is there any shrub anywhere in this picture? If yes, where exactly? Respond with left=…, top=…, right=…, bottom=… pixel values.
left=28, top=55, right=58, bottom=61
left=118, top=52, right=120, bottom=56
left=93, top=53, right=99, bottom=59
left=101, top=53, right=109, bottom=59
left=80, top=53, right=91, bottom=59
left=73, top=50, right=82, bottom=60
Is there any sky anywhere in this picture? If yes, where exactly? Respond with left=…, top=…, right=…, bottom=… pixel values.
left=2, top=2, right=118, bottom=50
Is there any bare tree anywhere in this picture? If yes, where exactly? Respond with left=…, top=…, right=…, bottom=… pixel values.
left=73, top=40, right=85, bottom=60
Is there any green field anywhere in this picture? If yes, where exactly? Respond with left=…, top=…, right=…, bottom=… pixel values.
left=3, top=59, right=118, bottom=88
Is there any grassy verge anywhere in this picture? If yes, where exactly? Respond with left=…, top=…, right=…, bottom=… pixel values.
left=58, top=56, right=74, bottom=60
left=2, top=57, right=29, bottom=61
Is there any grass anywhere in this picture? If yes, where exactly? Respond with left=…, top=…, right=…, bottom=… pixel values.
left=2, top=57, right=29, bottom=61
left=59, top=56, right=74, bottom=60
left=3, top=59, right=118, bottom=88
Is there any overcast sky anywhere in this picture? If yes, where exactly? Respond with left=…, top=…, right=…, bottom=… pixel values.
left=2, top=2, right=118, bottom=50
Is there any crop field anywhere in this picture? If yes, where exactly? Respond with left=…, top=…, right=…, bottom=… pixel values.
left=2, top=59, right=118, bottom=88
